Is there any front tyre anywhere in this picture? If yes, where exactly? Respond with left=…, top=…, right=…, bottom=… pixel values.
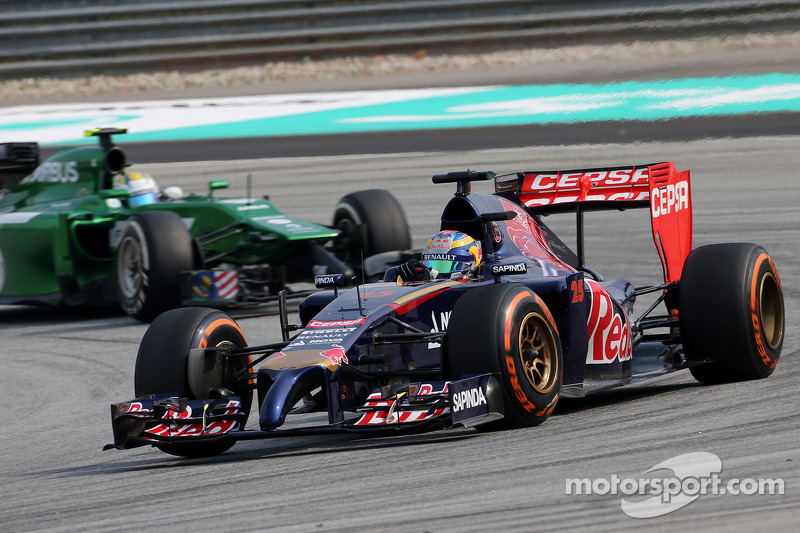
left=115, top=210, right=194, bottom=322
left=445, top=284, right=563, bottom=428
left=332, top=189, right=412, bottom=265
left=135, top=307, right=252, bottom=457
left=679, top=243, right=784, bottom=383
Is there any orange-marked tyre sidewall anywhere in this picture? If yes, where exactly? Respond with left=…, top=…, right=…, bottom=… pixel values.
left=445, top=283, right=563, bottom=429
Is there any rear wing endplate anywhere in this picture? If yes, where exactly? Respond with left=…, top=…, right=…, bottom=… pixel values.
left=495, top=162, right=692, bottom=283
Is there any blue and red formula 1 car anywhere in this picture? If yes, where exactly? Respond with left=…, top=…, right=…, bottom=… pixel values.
left=106, top=162, right=785, bottom=458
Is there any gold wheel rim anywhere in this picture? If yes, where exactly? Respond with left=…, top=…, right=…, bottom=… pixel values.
left=518, top=312, right=558, bottom=395
left=759, top=272, right=783, bottom=350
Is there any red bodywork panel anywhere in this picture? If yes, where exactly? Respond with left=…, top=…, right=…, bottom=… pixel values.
left=648, top=162, right=692, bottom=283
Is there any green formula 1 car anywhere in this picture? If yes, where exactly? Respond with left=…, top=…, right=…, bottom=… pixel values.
left=0, top=128, right=411, bottom=321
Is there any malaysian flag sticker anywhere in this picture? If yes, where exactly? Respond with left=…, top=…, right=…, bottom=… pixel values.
left=191, top=270, right=239, bottom=300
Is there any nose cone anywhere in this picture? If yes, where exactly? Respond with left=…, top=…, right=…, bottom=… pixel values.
left=261, top=347, right=350, bottom=372
left=258, top=366, right=324, bottom=430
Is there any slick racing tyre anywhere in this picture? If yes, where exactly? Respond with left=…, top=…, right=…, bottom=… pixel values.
left=445, top=284, right=563, bottom=429
left=115, top=210, right=194, bottom=322
left=332, top=189, right=412, bottom=265
left=135, top=307, right=252, bottom=457
left=679, top=243, right=784, bottom=383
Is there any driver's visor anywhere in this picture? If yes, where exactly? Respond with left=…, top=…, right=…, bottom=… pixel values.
left=129, top=192, right=158, bottom=206
left=422, top=259, right=472, bottom=275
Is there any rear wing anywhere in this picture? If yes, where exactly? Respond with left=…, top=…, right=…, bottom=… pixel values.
left=495, top=162, right=692, bottom=283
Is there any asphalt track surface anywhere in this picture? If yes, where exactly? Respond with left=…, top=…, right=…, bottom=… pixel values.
left=3, top=47, right=800, bottom=532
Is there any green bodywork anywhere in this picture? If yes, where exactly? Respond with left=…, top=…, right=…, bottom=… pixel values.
left=0, top=130, right=338, bottom=306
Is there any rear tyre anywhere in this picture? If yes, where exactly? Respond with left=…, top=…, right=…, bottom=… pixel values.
left=115, top=210, right=194, bottom=322
left=445, top=284, right=562, bottom=429
left=332, top=189, right=412, bottom=266
left=679, top=243, right=784, bottom=383
left=135, top=307, right=252, bottom=457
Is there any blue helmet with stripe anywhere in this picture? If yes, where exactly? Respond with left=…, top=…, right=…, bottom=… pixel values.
left=422, top=230, right=482, bottom=276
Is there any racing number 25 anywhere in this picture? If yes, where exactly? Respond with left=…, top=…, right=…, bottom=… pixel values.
left=571, top=279, right=585, bottom=303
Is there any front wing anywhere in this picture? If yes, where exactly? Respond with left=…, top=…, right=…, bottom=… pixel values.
left=105, top=374, right=504, bottom=451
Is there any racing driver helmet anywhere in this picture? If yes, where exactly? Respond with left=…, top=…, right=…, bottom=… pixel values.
left=422, top=230, right=482, bottom=277
left=114, top=171, right=159, bottom=206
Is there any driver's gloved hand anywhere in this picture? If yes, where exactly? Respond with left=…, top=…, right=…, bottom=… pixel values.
left=397, top=260, right=433, bottom=282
